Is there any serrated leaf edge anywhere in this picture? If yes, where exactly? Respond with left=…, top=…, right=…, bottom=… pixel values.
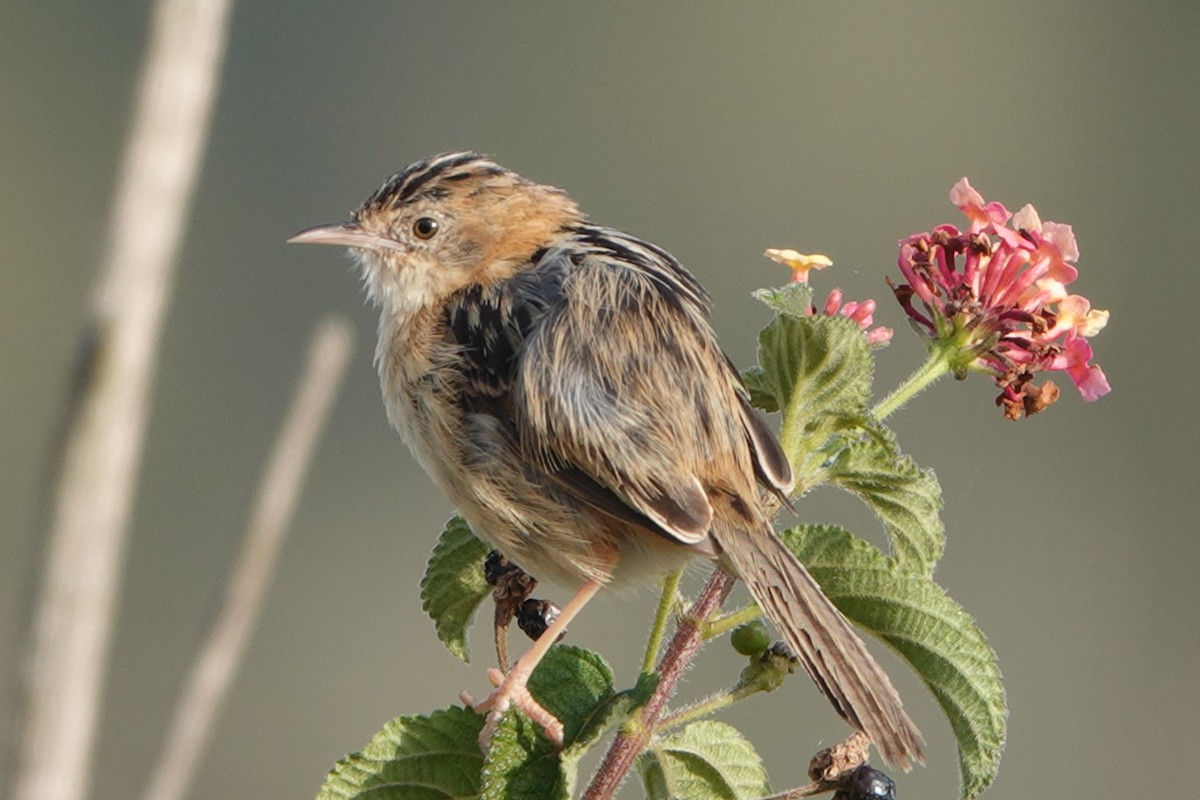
left=781, top=525, right=1006, bottom=799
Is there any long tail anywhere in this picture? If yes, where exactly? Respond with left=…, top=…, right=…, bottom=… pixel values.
left=715, top=526, right=925, bottom=769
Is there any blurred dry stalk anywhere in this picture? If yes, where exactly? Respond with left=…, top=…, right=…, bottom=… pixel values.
left=11, top=1, right=234, bottom=799
left=141, top=319, right=353, bottom=800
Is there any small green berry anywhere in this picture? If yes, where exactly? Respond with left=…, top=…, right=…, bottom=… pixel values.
left=730, top=620, right=771, bottom=655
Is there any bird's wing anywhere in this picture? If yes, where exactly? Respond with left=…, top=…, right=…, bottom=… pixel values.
left=509, top=230, right=791, bottom=545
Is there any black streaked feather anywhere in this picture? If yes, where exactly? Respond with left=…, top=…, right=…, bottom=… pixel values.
left=569, top=224, right=710, bottom=311
left=443, top=257, right=567, bottom=399
left=364, top=151, right=503, bottom=211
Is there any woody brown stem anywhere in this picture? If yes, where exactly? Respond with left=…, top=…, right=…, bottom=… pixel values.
left=582, top=568, right=735, bottom=800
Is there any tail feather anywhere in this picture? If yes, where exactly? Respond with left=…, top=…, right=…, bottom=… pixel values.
left=716, top=527, right=925, bottom=769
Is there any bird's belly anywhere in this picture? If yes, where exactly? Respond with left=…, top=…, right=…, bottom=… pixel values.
left=387, top=379, right=698, bottom=590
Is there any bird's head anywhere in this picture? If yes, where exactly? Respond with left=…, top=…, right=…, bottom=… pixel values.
left=289, top=152, right=581, bottom=315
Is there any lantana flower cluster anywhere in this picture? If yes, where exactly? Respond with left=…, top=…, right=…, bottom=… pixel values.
left=764, top=248, right=894, bottom=346
left=889, top=179, right=1110, bottom=419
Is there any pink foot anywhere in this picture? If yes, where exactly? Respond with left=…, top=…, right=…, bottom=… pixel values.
left=463, top=667, right=564, bottom=749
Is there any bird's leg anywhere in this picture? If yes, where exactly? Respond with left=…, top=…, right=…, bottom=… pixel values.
left=463, top=577, right=605, bottom=749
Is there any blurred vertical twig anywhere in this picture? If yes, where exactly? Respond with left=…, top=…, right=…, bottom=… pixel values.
left=11, top=2, right=234, bottom=800
left=140, top=319, right=354, bottom=800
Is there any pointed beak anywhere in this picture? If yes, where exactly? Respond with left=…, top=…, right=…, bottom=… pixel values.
left=287, top=221, right=406, bottom=253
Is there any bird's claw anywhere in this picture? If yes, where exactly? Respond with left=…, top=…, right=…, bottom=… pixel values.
left=466, top=667, right=564, bottom=750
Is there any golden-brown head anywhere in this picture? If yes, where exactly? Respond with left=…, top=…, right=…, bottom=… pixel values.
left=289, top=152, right=582, bottom=317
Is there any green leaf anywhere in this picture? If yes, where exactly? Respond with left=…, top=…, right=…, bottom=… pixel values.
left=756, top=308, right=873, bottom=425
left=752, top=282, right=814, bottom=319
left=480, top=711, right=562, bottom=800
left=316, top=706, right=484, bottom=800
left=824, top=425, right=945, bottom=573
left=751, top=311, right=874, bottom=489
left=749, top=289, right=945, bottom=573
left=637, top=721, right=770, bottom=800
left=780, top=524, right=1007, bottom=800
left=739, top=367, right=777, bottom=413
left=527, top=645, right=617, bottom=746
left=564, top=669, right=659, bottom=760
left=481, top=646, right=647, bottom=800
left=420, top=515, right=492, bottom=662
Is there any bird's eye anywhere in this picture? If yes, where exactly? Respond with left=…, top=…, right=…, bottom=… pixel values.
left=413, top=217, right=439, bottom=239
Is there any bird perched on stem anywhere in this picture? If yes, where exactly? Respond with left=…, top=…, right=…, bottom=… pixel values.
left=289, top=152, right=924, bottom=768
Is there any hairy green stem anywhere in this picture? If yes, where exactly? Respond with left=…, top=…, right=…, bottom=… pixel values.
left=872, top=347, right=953, bottom=420
left=777, top=384, right=807, bottom=469
left=641, top=568, right=683, bottom=675
left=701, top=603, right=762, bottom=641
left=657, top=683, right=759, bottom=733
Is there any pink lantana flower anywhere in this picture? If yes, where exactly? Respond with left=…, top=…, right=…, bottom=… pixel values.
left=821, top=288, right=894, bottom=346
left=950, top=177, right=1010, bottom=232
left=765, top=250, right=893, bottom=346
left=889, top=179, right=1110, bottom=419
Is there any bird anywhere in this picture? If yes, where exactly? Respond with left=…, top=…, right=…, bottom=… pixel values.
left=289, top=151, right=924, bottom=768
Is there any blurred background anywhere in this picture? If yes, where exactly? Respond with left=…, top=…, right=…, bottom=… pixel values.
left=3, top=2, right=1197, bottom=798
